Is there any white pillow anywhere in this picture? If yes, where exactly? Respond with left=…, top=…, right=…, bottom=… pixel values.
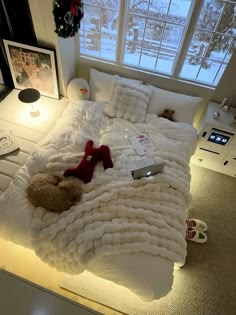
left=147, top=85, right=203, bottom=124
left=104, top=78, right=152, bottom=123
left=89, top=68, right=143, bottom=101
left=67, top=78, right=90, bottom=102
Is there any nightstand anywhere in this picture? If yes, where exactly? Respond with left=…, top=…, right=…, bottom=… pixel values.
left=191, top=102, right=236, bottom=177
left=0, top=89, right=68, bottom=193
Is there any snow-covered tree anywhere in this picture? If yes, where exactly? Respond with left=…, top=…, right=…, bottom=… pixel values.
left=189, top=0, right=236, bottom=67
left=217, top=2, right=235, bottom=35
left=197, top=0, right=223, bottom=31
left=204, top=1, right=235, bottom=61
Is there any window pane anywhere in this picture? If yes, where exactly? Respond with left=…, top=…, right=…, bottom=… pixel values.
left=181, top=0, right=236, bottom=86
left=140, top=44, right=159, bottom=69
left=144, top=20, right=164, bottom=43
left=206, top=35, right=232, bottom=62
left=83, top=0, right=120, bottom=10
left=129, top=0, right=149, bottom=15
left=83, top=5, right=100, bottom=32
left=162, top=23, right=184, bottom=49
left=217, top=2, right=236, bottom=35
left=180, top=55, right=202, bottom=80
left=82, top=32, right=100, bottom=57
left=101, top=35, right=116, bottom=60
left=101, top=8, right=118, bottom=31
left=85, top=0, right=99, bottom=5
left=196, top=60, right=221, bottom=84
left=155, top=52, right=175, bottom=74
left=181, top=56, right=222, bottom=85
left=80, top=31, right=85, bottom=52
left=102, top=0, right=120, bottom=9
left=148, top=0, right=170, bottom=20
left=187, top=30, right=212, bottom=57
left=80, top=2, right=120, bottom=61
left=167, top=0, right=192, bottom=24
left=123, top=0, right=192, bottom=74
left=196, top=0, right=224, bottom=31
left=126, top=14, right=145, bottom=41
left=124, top=41, right=141, bottom=65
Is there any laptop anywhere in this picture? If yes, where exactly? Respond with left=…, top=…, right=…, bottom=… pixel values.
left=128, top=158, right=165, bottom=180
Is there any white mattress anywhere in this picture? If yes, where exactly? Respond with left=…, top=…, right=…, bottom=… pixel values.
left=0, top=96, right=195, bottom=301
left=0, top=90, right=67, bottom=195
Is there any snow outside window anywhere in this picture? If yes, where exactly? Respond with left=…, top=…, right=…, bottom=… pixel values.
left=79, top=0, right=236, bottom=87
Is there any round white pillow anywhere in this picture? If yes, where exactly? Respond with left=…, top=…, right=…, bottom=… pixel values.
left=67, top=78, right=90, bottom=102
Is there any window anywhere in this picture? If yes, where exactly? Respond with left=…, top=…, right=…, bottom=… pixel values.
left=80, top=0, right=120, bottom=61
left=79, top=0, right=236, bottom=87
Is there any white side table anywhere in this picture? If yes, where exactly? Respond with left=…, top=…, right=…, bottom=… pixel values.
left=191, top=102, right=236, bottom=177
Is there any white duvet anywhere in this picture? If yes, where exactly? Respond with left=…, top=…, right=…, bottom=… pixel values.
left=0, top=101, right=197, bottom=295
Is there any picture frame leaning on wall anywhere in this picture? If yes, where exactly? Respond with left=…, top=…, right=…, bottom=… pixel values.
left=3, top=39, right=59, bottom=99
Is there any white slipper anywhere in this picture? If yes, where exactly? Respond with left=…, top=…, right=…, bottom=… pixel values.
left=186, top=218, right=208, bottom=232
left=186, top=229, right=207, bottom=244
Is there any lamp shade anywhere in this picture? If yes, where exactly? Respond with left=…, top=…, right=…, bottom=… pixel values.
left=18, top=88, right=41, bottom=117
left=18, top=88, right=40, bottom=103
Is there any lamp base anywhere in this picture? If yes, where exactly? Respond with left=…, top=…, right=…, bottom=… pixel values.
left=30, top=109, right=40, bottom=117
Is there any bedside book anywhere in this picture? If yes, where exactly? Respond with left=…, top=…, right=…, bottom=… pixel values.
left=0, top=130, right=19, bottom=156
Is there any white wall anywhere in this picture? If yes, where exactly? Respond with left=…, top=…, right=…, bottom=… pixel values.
left=213, top=54, right=236, bottom=105
left=28, top=0, right=79, bottom=97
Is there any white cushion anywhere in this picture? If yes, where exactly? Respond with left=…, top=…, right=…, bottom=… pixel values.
left=89, top=68, right=143, bottom=101
left=67, top=78, right=90, bottom=102
left=104, top=78, right=152, bottom=123
left=147, top=85, right=203, bottom=124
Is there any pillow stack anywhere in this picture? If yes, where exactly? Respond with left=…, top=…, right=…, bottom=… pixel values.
left=104, top=77, right=153, bottom=123
left=89, top=68, right=143, bottom=102
left=89, top=68, right=203, bottom=125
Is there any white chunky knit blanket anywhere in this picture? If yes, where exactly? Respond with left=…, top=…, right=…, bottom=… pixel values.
left=1, top=101, right=197, bottom=274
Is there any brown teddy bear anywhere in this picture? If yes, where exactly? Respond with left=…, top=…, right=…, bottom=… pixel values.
left=158, top=109, right=176, bottom=122
left=27, top=173, right=82, bottom=213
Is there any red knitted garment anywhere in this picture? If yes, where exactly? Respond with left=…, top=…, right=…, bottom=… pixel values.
left=64, top=140, right=113, bottom=183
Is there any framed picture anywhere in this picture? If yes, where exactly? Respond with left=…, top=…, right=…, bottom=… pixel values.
left=3, top=40, right=59, bottom=99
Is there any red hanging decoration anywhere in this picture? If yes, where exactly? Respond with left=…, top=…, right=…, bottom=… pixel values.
left=70, top=0, right=79, bottom=16
left=52, top=0, right=84, bottom=38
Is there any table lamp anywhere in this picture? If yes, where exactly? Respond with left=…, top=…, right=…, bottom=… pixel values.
left=18, top=88, right=40, bottom=117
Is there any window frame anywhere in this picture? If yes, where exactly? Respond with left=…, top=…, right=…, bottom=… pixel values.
left=115, top=0, right=205, bottom=84
left=79, top=0, right=235, bottom=89
left=179, top=1, right=236, bottom=86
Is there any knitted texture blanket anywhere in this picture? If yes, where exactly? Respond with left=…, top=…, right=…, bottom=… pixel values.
left=1, top=101, right=197, bottom=274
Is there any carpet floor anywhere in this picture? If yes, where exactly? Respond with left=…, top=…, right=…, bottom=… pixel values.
left=61, top=165, right=236, bottom=315
left=0, top=269, right=101, bottom=315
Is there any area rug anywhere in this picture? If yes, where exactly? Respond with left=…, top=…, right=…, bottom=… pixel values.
left=60, top=165, right=236, bottom=315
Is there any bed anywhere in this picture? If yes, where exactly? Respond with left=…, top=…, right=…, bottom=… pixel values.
left=0, top=69, right=202, bottom=301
